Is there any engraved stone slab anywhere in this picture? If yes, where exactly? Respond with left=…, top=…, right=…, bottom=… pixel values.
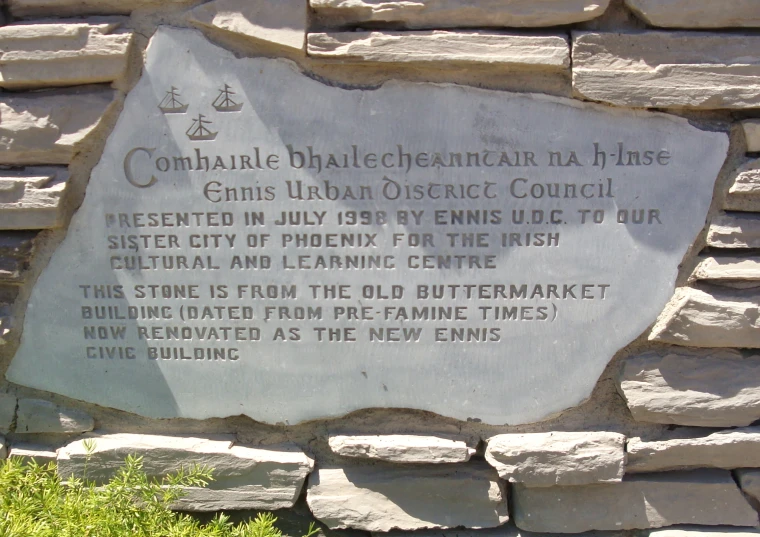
left=6, top=28, right=727, bottom=425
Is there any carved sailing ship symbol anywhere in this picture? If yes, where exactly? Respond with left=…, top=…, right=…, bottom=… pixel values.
left=212, top=84, right=244, bottom=112
left=186, top=114, right=218, bottom=141
left=158, top=86, right=188, bottom=114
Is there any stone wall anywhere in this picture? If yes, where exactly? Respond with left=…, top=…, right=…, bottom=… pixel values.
left=1, top=0, right=760, bottom=535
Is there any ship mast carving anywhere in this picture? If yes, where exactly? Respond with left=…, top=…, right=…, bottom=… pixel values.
left=186, top=114, right=217, bottom=141
left=212, top=84, right=244, bottom=112
left=158, top=86, right=188, bottom=114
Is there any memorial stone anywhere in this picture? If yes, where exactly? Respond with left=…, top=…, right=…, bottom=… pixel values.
left=5, top=28, right=728, bottom=425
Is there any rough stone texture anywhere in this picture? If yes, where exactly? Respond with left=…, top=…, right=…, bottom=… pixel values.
left=692, top=257, right=760, bottom=286
left=743, top=120, right=760, bottom=152
left=308, top=32, right=569, bottom=70
left=15, top=399, right=94, bottom=434
left=9, top=0, right=193, bottom=17
left=726, top=161, right=760, bottom=211
left=0, top=22, right=132, bottom=89
left=307, top=463, right=509, bottom=531
left=0, top=436, right=6, bottom=459
left=188, top=0, right=306, bottom=51
left=0, top=86, right=117, bottom=165
left=708, top=214, right=760, bottom=248
left=373, top=529, right=628, bottom=537
left=309, top=0, right=611, bottom=29
left=573, top=31, right=760, bottom=109
left=625, top=0, right=760, bottom=28
left=9, top=444, right=57, bottom=464
left=0, top=168, right=68, bottom=230
left=618, top=350, right=760, bottom=427
left=484, top=431, right=625, bottom=486
left=0, top=232, right=37, bottom=283
left=329, top=435, right=473, bottom=463
left=649, top=287, right=760, bottom=347
left=736, top=469, right=760, bottom=506
left=513, top=470, right=758, bottom=532
left=627, top=427, right=760, bottom=473
left=650, top=528, right=760, bottom=537
left=0, top=394, right=16, bottom=433
left=57, top=434, right=314, bottom=511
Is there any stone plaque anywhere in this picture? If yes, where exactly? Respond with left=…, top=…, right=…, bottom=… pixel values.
left=6, top=28, right=728, bottom=425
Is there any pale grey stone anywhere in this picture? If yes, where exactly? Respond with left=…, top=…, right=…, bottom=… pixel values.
left=708, top=214, right=760, bottom=248
left=726, top=161, right=760, bottom=211
left=627, top=427, right=760, bottom=473
left=373, top=530, right=628, bottom=537
left=0, top=394, right=17, bottom=433
left=329, top=435, right=473, bottom=463
left=650, top=528, right=760, bottom=537
left=6, top=28, right=727, bottom=425
left=625, top=0, right=760, bottom=28
left=15, top=399, right=93, bottom=434
left=188, top=0, right=306, bottom=51
left=309, top=0, right=610, bottom=29
left=0, top=86, right=117, bottom=165
left=0, top=167, right=69, bottom=230
left=484, top=431, right=625, bottom=486
left=513, top=470, right=758, bottom=532
left=9, top=0, right=193, bottom=17
left=308, top=32, right=569, bottom=70
left=618, top=350, right=760, bottom=427
left=57, top=434, right=314, bottom=511
left=306, top=463, right=508, bottom=531
left=736, top=469, right=760, bottom=506
left=0, top=436, right=6, bottom=459
left=649, top=287, right=760, bottom=347
left=743, top=120, right=760, bottom=152
left=573, top=32, right=760, bottom=109
left=9, top=444, right=57, bottom=464
left=692, top=257, right=760, bottom=285
left=0, top=22, right=132, bottom=89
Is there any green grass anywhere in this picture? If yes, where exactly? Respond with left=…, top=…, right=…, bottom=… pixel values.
left=0, top=453, right=319, bottom=537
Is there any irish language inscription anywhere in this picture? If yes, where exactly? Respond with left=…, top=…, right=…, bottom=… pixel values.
left=7, top=28, right=728, bottom=424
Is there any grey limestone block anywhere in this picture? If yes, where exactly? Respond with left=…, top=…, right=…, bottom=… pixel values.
left=708, top=214, right=760, bottom=248
left=8, top=0, right=193, bottom=17
left=618, top=349, right=760, bottom=427
left=306, top=463, right=509, bottom=531
left=512, top=470, right=759, bottom=532
left=650, top=528, right=760, bottom=537
left=188, top=0, right=306, bottom=52
left=0, top=167, right=69, bottom=230
left=649, top=287, right=760, bottom=348
left=57, top=434, right=314, bottom=511
left=9, top=443, right=57, bottom=464
left=0, top=21, right=132, bottom=89
left=15, top=399, right=93, bottom=434
left=0, top=393, right=16, bottom=433
left=484, top=431, right=625, bottom=487
left=573, top=31, right=760, bottom=109
left=736, top=469, right=760, bottom=506
left=309, top=0, right=610, bottom=29
left=743, top=120, right=760, bottom=152
left=726, top=161, right=760, bottom=211
left=307, top=31, right=569, bottom=72
left=625, top=0, right=760, bottom=29
left=627, top=427, right=760, bottom=473
left=328, top=434, right=474, bottom=464
left=0, top=86, right=117, bottom=166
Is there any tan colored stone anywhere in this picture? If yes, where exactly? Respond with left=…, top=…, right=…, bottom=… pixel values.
left=573, top=31, right=760, bottom=109
left=625, top=0, right=760, bottom=28
left=16, top=399, right=93, bottom=434
left=0, top=22, right=132, bottom=89
left=485, top=431, right=625, bottom=486
left=692, top=257, right=760, bottom=285
left=0, top=167, right=68, bottom=230
left=627, top=427, right=760, bottom=473
left=58, top=434, right=314, bottom=511
left=513, top=470, right=758, bottom=532
left=726, top=161, right=760, bottom=211
left=8, top=0, right=193, bottom=17
left=307, top=463, right=509, bottom=531
left=9, top=444, right=57, bottom=464
left=618, top=350, right=760, bottom=427
left=329, top=435, right=473, bottom=463
left=742, top=120, right=760, bottom=152
left=708, top=214, right=760, bottom=248
left=649, top=287, right=760, bottom=347
left=0, top=86, right=116, bottom=165
left=309, top=0, right=610, bottom=29
left=308, top=32, right=569, bottom=70
left=188, top=0, right=306, bottom=51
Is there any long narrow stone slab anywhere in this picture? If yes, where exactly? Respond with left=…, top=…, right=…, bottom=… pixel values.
left=15, top=399, right=93, bottom=434
left=573, top=32, right=760, bottom=109
left=625, top=0, right=760, bottom=28
left=8, top=0, right=192, bottom=17
left=618, top=350, right=760, bottom=427
left=512, top=470, right=758, bottom=532
left=726, top=162, right=760, bottom=211
left=9, top=444, right=57, bottom=464
left=306, top=464, right=508, bottom=531
left=627, top=427, right=760, bottom=473
left=650, top=528, right=760, bottom=537
left=57, top=434, right=314, bottom=511
left=309, top=0, right=610, bottom=29
left=329, top=435, right=473, bottom=463
left=0, top=168, right=68, bottom=230
left=308, top=32, right=569, bottom=70
left=692, top=257, right=760, bottom=285
left=649, top=287, right=760, bottom=347
left=484, top=431, right=625, bottom=486
left=0, top=87, right=117, bottom=165
left=708, top=214, right=760, bottom=248
left=0, top=22, right=132, bottom=89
